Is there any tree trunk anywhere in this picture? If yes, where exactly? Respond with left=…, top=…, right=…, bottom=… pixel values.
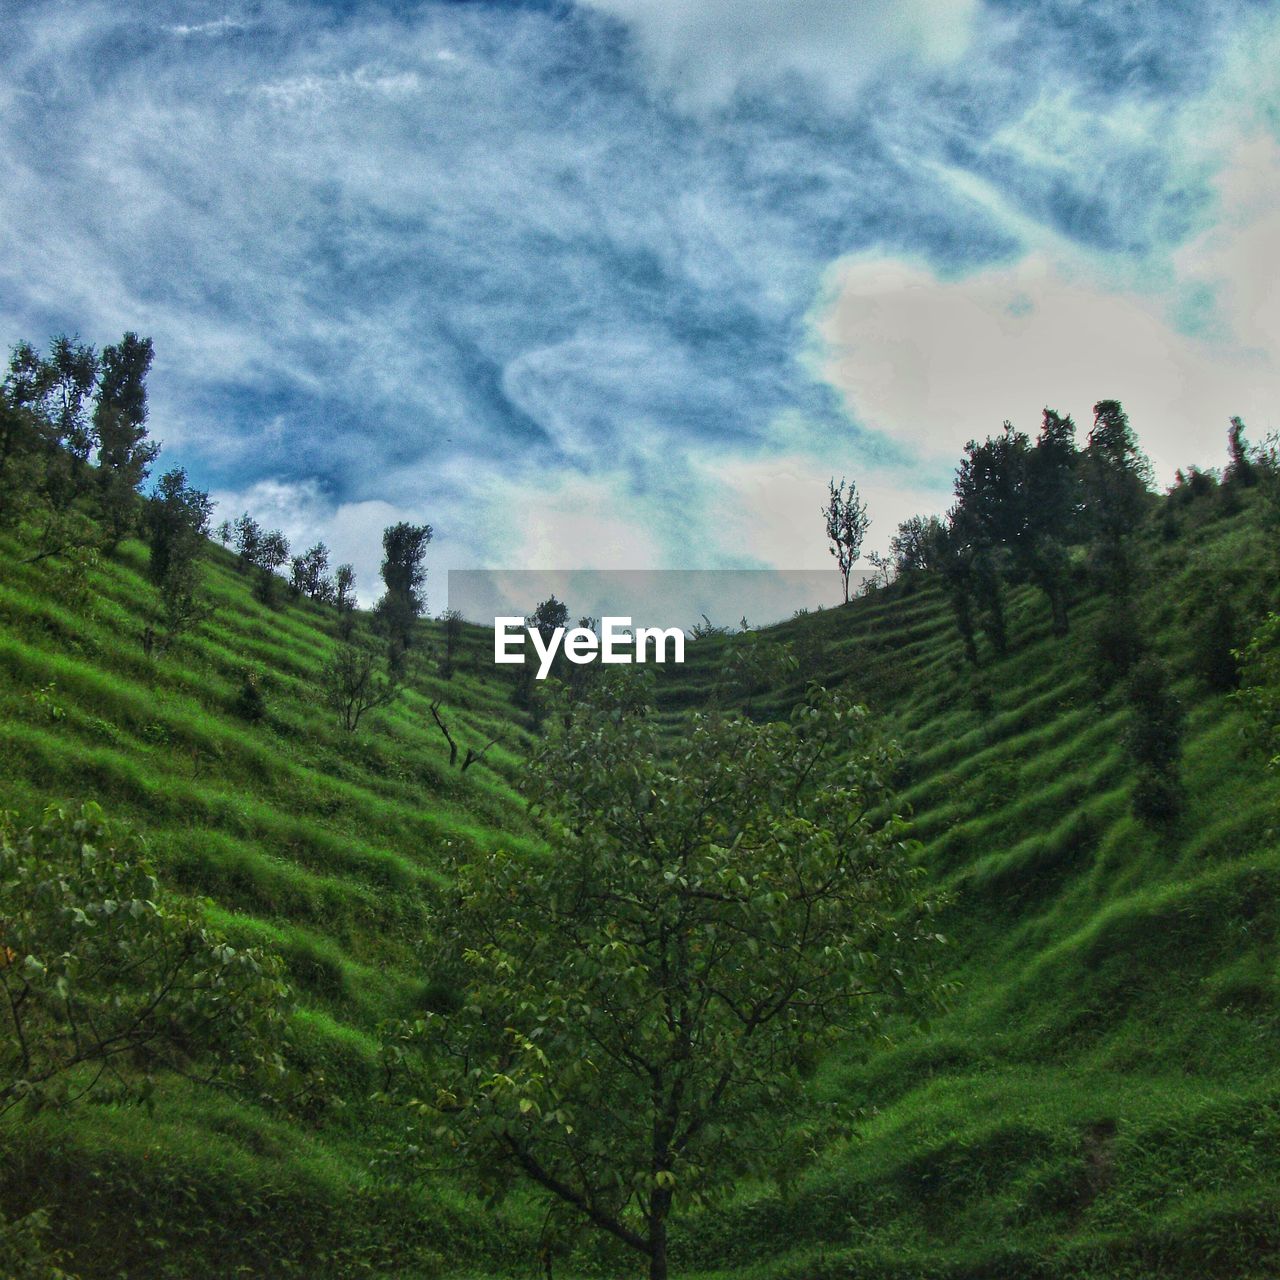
left=649, top=1217, right=667, bottom=1280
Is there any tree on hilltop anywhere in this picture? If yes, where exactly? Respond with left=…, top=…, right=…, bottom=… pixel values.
left=823, top=476, right=869, bottom=604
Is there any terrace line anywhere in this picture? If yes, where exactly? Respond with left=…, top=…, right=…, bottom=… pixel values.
left=494, top=616, right=686, bottom=679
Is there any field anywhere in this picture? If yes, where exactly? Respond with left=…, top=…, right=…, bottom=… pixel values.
left=2, top=480, right=1278, bottom=1278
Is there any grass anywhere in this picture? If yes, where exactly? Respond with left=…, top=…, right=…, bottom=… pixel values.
left=2, top=480, right=1278, bottom=1277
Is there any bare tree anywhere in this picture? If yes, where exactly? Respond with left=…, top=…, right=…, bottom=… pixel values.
left=321, top=644, right=398, bottom=731
left=429, top=699, right=497, bottom=772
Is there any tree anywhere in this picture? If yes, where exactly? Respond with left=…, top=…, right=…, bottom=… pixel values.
left=94, top=332, right=159, bottom=551
left=375, top=522, right=432, bottom=671
left=334, top=563, right=357, bottom=640
left=1, top=804, right=294, bottom=1119
left=823, top=476, right=869, bottom=604
left=1224, top=416, right=1256, bottom=488
left=440, top=608, right=464, bottom=679
left=385, top=679, right=946, bottom=1280
left=889, top=515, right=932, bottom=577
left=1083, top=400, right=1153, bottom=599
left=252, top=529, right=291, bottom=607
left=921, top=516, right=979, bottom=666
left=232, top=512, right=263, bottom=571
left=3, top=336, right=100, bottom=560
left=0, top=345, right=49, bottom=526
left=290, top=541, right=333, bottom=604
left=952, top=414, right=1078, bottom=639
left=144, top=468, right=215, bottom=657
left=428, top=699, right=497, bottom=772
left=321, top=643, right=398, bottom=731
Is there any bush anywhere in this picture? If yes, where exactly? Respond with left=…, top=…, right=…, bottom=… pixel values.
left=233, top=669, right=267, bottom=722
left=0, top=1206, right=73, bottom=1280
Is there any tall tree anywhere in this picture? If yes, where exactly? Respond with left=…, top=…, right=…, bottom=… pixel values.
left=1083, top=399, right=1152, bottom=598
left=334, top=563, right=358, bottom=640
left=375, top=521, right=432, bottom=671
left=823, top=476, right=869, bottom=604
left=94, top=333, right=159, bottom=551
left=144, top=468, right=215, bottom=656
left=385, top=679, right=945, bottom=1280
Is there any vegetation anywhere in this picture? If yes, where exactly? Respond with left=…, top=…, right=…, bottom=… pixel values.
left=2, top=327, right=1279, bottom=1278
left=389, top=678, right=945, bottom=1280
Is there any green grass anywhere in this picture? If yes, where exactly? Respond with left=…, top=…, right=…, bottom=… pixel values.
left=2, top=482, right=1278, bottom=1277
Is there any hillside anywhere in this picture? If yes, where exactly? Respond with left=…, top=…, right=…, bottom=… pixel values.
left=2, top=481, right=1279, bottom=1278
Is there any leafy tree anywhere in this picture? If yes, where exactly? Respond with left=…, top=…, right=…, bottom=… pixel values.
left=3, top=337, right=100, bottom=560
left=385, top=679, right=946, bottom=1280
left=823, top=476, right=869, bottom=604
left=0, top=345, right=50, bottom=526
left=512, top=595, right=572, bottom=715
left=527, top=594, right=569, bottom=641
left=144, top=468, right=215, bottom=657
left=290, top=541, right=333, bottom=604
left=889, top=515, right=932, bottom=577
left=252, top=529, right=291, bottom=607
left=0, top=804, right=294, bottom=1119
left=232, top=512, right=263, bottom=571
left=440, top=608, right=464, bottom=679
left=334, top=562, right=358, bottom=640
left=375, top=521, right=432, bottom=671
left=1083, top=400, right=1152, bottom=599
left=94, top=332, right=159, bottom=550
left=921, top=516, right=979, bottom=666
left=1224, top=416, right=1256, bottom=488
left=321, top=643, right=398, bottom=731
left=952, top=413, right=1078, bottom=638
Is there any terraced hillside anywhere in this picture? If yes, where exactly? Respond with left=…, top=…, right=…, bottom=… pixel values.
left=2, top=478, right=1278, bottom=1279
left=0, top=531, right=546, bottom=1277
left=655, top=483, right=1280, bottom=1279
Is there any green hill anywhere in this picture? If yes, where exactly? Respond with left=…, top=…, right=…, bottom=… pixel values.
left=2, top=479, right=1278, bottom=1278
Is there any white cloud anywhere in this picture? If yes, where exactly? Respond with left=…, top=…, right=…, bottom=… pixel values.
left=579, top=0, right=977, bottom=110
left=816, top=128, right=1280, bottom=483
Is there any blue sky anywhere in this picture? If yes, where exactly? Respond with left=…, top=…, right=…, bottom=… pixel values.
left=3, top=0, right=1279, bottom=605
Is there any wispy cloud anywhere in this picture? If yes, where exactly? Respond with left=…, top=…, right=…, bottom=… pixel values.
left=1, top=0, right=1277, bottom=603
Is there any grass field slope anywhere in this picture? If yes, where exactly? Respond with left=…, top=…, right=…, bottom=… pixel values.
left=2, top=480, right=1278, bottom=1278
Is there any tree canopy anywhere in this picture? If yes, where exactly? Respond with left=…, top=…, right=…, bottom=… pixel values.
left=386, top=677, right=946, bottom=1279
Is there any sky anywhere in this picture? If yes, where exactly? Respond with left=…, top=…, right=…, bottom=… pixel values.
left=3, top=0, right=1279, bottom=609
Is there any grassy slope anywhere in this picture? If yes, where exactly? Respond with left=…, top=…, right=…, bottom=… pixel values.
left=660, top=487, right=1280, bottom=1280
left=0, top=533, right=544, bottom=1277
left=2, top=484, right=1277, bottom=1278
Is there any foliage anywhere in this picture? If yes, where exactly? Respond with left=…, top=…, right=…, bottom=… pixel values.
left=289, top=541, right=333, bottom=604
left=823, top=476, right=869, bottom=604
left=0, top=804, right=294, bottom=1119
left=144, top=468, right=215, bottom=657
left=0, top=1206, right=73, bottom=1280
left=232, top=669, right=268, bottom=723
left=1235, top=612, right=1280, bottom=770
left=376, top=521, right=433, bottom=671
left=93, top=332, right=158, bottom=550
left=386, top=679, right=946, bottom=1279
left=321, top=643, right=398, bottom=731
left=439, top=608, right=464, bottom=679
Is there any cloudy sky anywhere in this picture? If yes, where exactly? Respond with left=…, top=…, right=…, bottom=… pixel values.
left=4, top=0, right=1279, bottom=606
